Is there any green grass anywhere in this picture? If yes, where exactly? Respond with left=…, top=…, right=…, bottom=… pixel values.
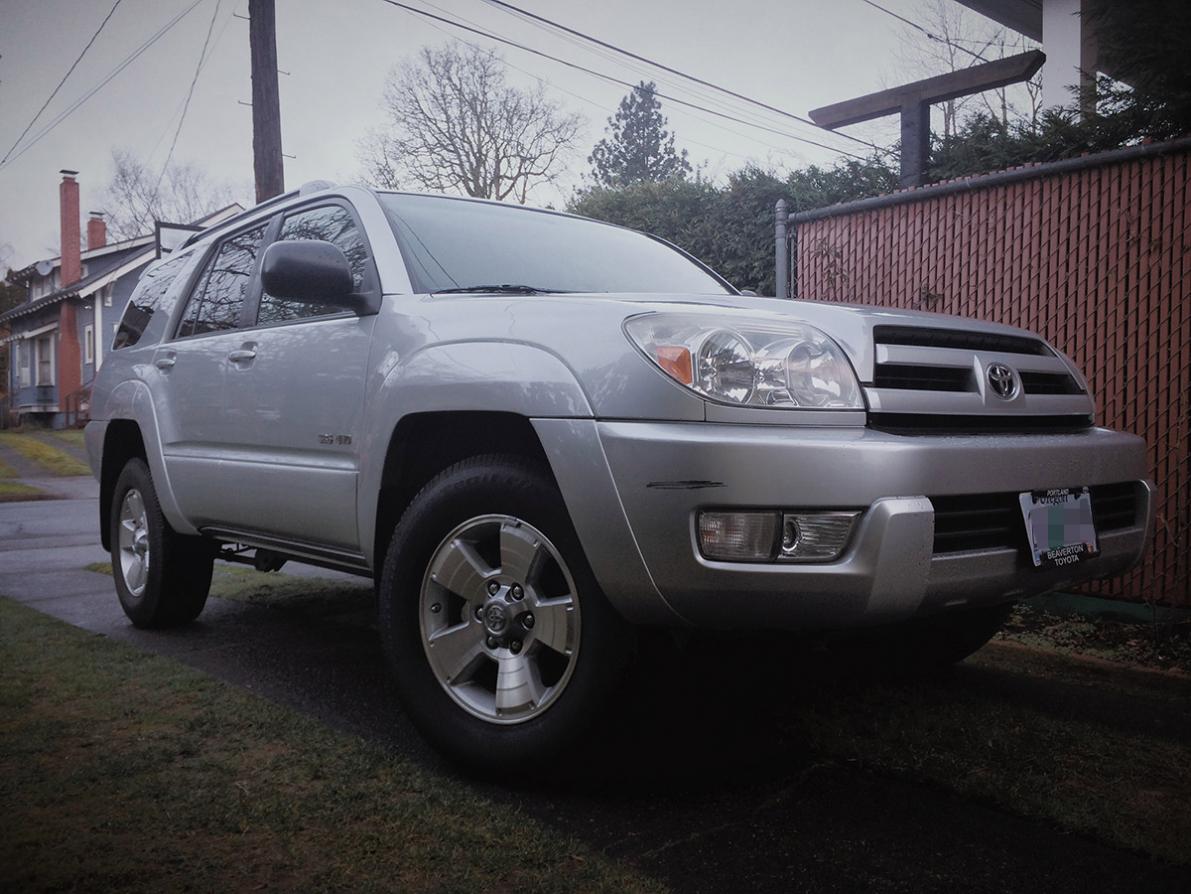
left=793, top=642, right=1191, bottom=864
left=0, top=432, right=90, bottom=476
left=0, top=597, right=664, bottom=893
left=0, top=480, right=46, bottom=502
left=77, top=561, right=1191, bottom=866
left=86, top=562, right=374, bottom=619
left=46, top=429, right=86, bottom=447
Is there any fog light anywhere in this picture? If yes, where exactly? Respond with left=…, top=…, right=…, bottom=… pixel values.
left=697, top=511, right=779, bottom=561
left=778, top=512, right=859, bottom=561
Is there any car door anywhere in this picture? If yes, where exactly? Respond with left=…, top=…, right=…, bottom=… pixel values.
left=216, top=201, right=380, bottom=552
left=153, top=222, right=269, bottom=530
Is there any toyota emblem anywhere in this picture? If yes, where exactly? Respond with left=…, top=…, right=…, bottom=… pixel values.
left=484, top=602, right=510, bottom=634
left=986, top=363, right=1017, bottom=399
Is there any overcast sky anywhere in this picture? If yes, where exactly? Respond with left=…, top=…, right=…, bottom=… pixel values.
left=0, top=0, right=1005, bottom=267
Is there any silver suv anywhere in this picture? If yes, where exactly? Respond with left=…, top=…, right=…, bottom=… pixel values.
left=86, top=184, right=1153, bottom=768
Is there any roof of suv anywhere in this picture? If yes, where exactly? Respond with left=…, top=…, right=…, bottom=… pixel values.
left=182, top=183, right=607, bottom=253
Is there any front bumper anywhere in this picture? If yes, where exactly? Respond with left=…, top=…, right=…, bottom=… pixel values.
left=593, top=421, right=1153, bottom=631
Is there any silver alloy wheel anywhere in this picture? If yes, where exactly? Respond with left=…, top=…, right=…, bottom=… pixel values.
left=118, top=488, right=151, bottom=598
left=419, top=514, right=581, bottom=725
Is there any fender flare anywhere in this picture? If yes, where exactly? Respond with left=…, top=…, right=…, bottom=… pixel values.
left=100, top=379, right=198, bottom=536
left=357, top=340, right=593, bottom=565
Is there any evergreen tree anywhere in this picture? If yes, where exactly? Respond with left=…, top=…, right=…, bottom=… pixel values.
left=588, top=82, right=692, bottom=187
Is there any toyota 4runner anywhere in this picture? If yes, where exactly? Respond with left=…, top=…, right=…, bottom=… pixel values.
left=86, top=183, right=1154, bottom=768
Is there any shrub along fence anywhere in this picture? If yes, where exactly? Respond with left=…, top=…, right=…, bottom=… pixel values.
left=779, top=138, right=1190, bottom=606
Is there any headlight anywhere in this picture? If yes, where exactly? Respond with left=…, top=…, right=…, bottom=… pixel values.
left=625, top=313, right=863, bottom=409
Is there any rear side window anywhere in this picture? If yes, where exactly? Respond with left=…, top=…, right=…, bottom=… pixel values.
left=112, top=253, right=191, bottom=350
left=176, top=226, right=266, bottom=338
left=257, top=205, right=371, bottom=325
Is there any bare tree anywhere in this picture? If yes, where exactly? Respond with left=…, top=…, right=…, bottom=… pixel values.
left=892, top=0, right=1042, bottom=136
left=102, top=149, right=239, bottom=241
left=360, top=44, right=583, bottom=203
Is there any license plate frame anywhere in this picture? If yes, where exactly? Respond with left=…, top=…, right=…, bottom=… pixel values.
left=1018, top=487, right=1099, bottom=569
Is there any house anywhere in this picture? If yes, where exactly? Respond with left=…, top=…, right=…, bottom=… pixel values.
left=0, top=170, right=240, bottom=428
left=955, top=0, right=1108, bottom=113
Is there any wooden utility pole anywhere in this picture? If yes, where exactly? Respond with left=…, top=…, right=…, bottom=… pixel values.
left=249, top=0, right=284, bottom=201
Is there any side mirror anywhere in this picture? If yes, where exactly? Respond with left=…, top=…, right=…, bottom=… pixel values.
left=739, top=289, right=758, bottom=297
left=260, top=240, right=358, bottom=308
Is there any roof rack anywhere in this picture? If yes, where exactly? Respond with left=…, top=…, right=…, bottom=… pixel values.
left=177, top=181, right=340, bottom=250
left=180, top=188, right=299, bottom=249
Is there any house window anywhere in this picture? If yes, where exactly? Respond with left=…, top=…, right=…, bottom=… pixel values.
left=103, top=286, right=112, bottom=307
left=17, top=341, right=30, bottom=387
left=84, top=324, right=95, bottom=364
left=36, top=335, right=54, bottom=386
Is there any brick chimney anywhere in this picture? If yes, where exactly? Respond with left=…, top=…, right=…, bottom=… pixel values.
left=59, top=170, right=81, bottom=286
left=87, top=211, right=107, bottom=251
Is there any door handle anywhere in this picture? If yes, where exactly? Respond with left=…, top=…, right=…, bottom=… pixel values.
left=154, top=354, right=176, bottom=370
left=227, top=349, right=257, bottom=363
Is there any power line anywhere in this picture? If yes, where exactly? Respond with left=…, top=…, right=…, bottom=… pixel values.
left=405, top=3, right=813, bottom=167
left=1, top=0, right=124, bottom=165
left=407, top=0, right=808, bottom=162
left=376, top=0, right=874, bottom=161
left=856, top=0, right=991, bottom=63
left=153, top=0, right=224, bottom=198
left=146, top=4, right=237, bottom=165
left=469, top=0, right=784, bottom=132
left=0, top=0, right=207, bottom=170
left=480, top=0, right=890, bottom=154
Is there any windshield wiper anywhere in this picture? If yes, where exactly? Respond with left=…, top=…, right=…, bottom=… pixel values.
left=433, top=284, right=570, bottom=295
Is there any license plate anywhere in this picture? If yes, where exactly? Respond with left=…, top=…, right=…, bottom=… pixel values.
left=1018, top=487, right=1099, bottom=569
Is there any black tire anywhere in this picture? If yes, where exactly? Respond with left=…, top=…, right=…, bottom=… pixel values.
left=884, top=602, right=1014, bottom=671
left=378, top=454, right=634, bottom=773
left=109, top=458, right=214, bottom=628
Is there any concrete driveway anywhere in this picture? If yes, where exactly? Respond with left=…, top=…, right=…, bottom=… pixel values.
left=2, top=484, right=1188, bottom=893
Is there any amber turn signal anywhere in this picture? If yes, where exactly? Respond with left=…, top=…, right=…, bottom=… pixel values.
left=653, top=344, right=693, bottom=385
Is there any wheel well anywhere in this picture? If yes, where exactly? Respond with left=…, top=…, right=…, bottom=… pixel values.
left=374, top=412, right=551, bottom=574
left=99, top=421, right=146, bottom=551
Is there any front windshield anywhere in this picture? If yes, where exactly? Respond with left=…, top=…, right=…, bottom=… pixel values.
left=380, top=193, right=731, bottom=296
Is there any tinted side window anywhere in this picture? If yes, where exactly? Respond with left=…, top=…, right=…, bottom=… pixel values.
left=112, top=253, right=190, bottom=349
left=257, top=205, right=370, bottom=325
left=177, top=226, right=266, bottom=338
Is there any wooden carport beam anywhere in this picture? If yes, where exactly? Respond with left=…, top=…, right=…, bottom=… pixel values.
left=809, top=50, right=1045, bottom=188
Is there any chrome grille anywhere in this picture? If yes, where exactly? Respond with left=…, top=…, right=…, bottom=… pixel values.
left=865, top=325, right=1093, bottom=430
left=873, top=325, right=1051, bottom=356
left=1019, top=370, right=1084, bottom=394
left=873, top=364, right=972, bottom=392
